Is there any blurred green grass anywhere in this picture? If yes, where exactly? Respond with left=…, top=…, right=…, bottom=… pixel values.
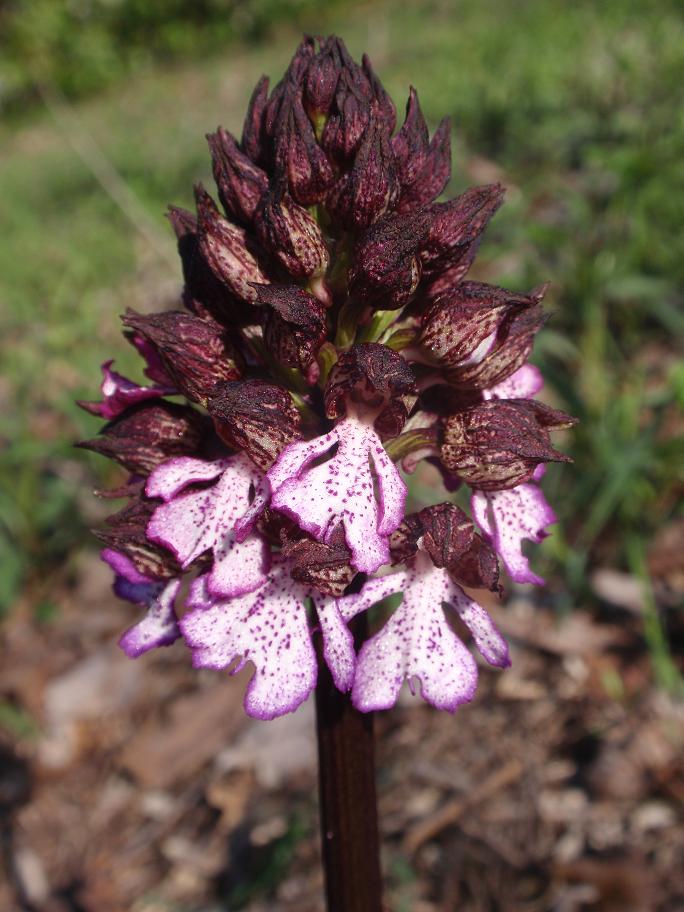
left=1, top=0, right=683, bottom=628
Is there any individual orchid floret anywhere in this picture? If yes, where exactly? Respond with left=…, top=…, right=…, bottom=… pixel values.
left=304, top=37, right=340, bottom=122
left=77, top=360, right=174, bottom=420
left=276, top=95, right=335, bottom=206
left=102, top=549, right=181, bottom=657
left=472, top=364, right=556, bottom=585
left=195, top=183, right=271, bottom=303
left=122, top=309, right=242, bottom=405
left=207, top=379, right=302, bottom=471
left=419, top=281, right=542, bottom=371
left=472, top=466, right=556, bottom=586
left=321, top=48, right=375, bottom=161
left=280, top=524, right=355, bottom=598
left=349, top=207, right=432, bottom=310
left=395, top=117, right=451, bottom=214
left=390, top=85, right=451, bottom=214
left=180, top=555, right=354, bottom=720
left=236, top=410, right=407, bottom=574
left=207, top=126, right=269, bottom=226
left=146, top=453, right=269, bottom=599
left=421, top=183, right=505, bottom=275
left=441, top=399, right=576, bottom=490
left=78, top=400, right=208, bottom=476
left=256, top=188, right=329, bottom=281
left=167, top=205, right=252, bottom=326
left=324, top=343, right=418, bottom=438
left=445, top=286, right=547, bottom=391
left=337, top=542, right=509, bottom=713
left=253, top=284, right=328, bottom=372
left=390, top=502, right=501, bottom=592
left=241, top=75, right=269, bottom=164
left=327, top=112, right=398, bottom=229
left=236, top=345, right=414, bottom=573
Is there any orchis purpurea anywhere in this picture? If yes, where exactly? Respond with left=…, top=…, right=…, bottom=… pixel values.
left=80, top=35, right=576, bottom=723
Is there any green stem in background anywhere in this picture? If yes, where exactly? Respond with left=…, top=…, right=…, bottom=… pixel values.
left=315, top=614, right=383, bottom=912
left=626, top=536, right=683, bottom=695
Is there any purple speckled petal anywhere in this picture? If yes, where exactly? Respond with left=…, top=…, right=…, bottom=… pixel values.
left=447, top=579, right=510, bottom=667
left=101, top=547, right=152, bottom=585
left=485, top=364, right=543, bottom=400
left=147, top=454, right=269, bottom=597
left=118, top=579, right=181, bottom=658
left=180, top=561, right=317, bottom=720
left=336, top=571, right=408, bottom=623
left=351, top=556, right=478, bottom=713
left=234, top=429, right=338, bottom=541
left=262, top=416, right=404, bottom=574
left=312, top=594, right=356, bottom=692
left=471, top=483, right=557, bottom=585
left=146, top=456, right=229, bottom=502
left=369, top=439, right=408, bottom=535
left=80, top=360, right=173, bottom=419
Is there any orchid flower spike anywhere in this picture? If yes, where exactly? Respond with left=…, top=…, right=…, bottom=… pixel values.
left=80, top=35, right=576, bottom=720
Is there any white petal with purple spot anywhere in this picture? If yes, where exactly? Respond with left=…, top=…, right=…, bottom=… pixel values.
left=181, top=561, right=316, bottom=720
left=147, top=454, right=269, bottom=597
left=118, top=579, right=181, bottom=658
left=472, top=484, right=556, bottom=585
left=243, top=416, right=407, bottom=575
left=340, top=552, right=509, bottom=713
left=484, top=363, right=543, bottom=401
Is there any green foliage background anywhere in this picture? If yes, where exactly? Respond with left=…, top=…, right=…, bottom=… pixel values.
left=1, top=0, right=682, bottom=675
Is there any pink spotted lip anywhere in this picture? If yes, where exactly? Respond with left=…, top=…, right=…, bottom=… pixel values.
left=337, top=549, right=509, bottom=713
left=235, top=414, right=407, bottom=575
left=146, top=453, right=270, bottom=598
left=180, top=556, right=354, bottom=720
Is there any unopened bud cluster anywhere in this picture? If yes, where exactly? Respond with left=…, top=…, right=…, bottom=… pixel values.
left=80, top=36, right=576, bottom=719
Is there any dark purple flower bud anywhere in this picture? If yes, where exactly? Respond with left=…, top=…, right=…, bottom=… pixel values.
left=281, top=525, right=355, bottom=597
left=95, top=496, right=182, bottom=581
left=325, top=343, right=417, bottom=438
left=349, top=208, right=432, bottom=309
left=304, top=37, right=341, bottom=120
left=321, top=41, right=374, bottom=161
left=254, top=283, right=327, bottom=370
left=420, top=281, right=537, bottom=369
left=264, top=38, right=316, bottom=149
left=395, top=117, right=451, bottom=213
left=195, top=183, right=270, bottom=303
left=276, top=96, right=335, bottom=206
left=392, top=88, right=430, bottom=188
left=167, top=206, right=256, bottom=327
left=79, top=401, right=207, bottom=476
left=362, top=54, right=396, bottom=133
left=422, top=243, right=480, bottom=300
left=390, top=503, right=500, bottom=591
left=421, top=183, right=505, bottom=272
left=417, top=503, right=500, bottom=591
left=327, top=113, right=398, bottom=230
left=207, top=127, right=269, bottom=226
left=441, top=399, right=576, bottom=490
left=122, top=309, right=242, bottom=405
left=255, top=189, right=329, bottom=279
left=208, top=379, right=302, bottom=470
left=446, top=287, right=547, bottom=390
left=242, top=75, right=269, bottom=165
